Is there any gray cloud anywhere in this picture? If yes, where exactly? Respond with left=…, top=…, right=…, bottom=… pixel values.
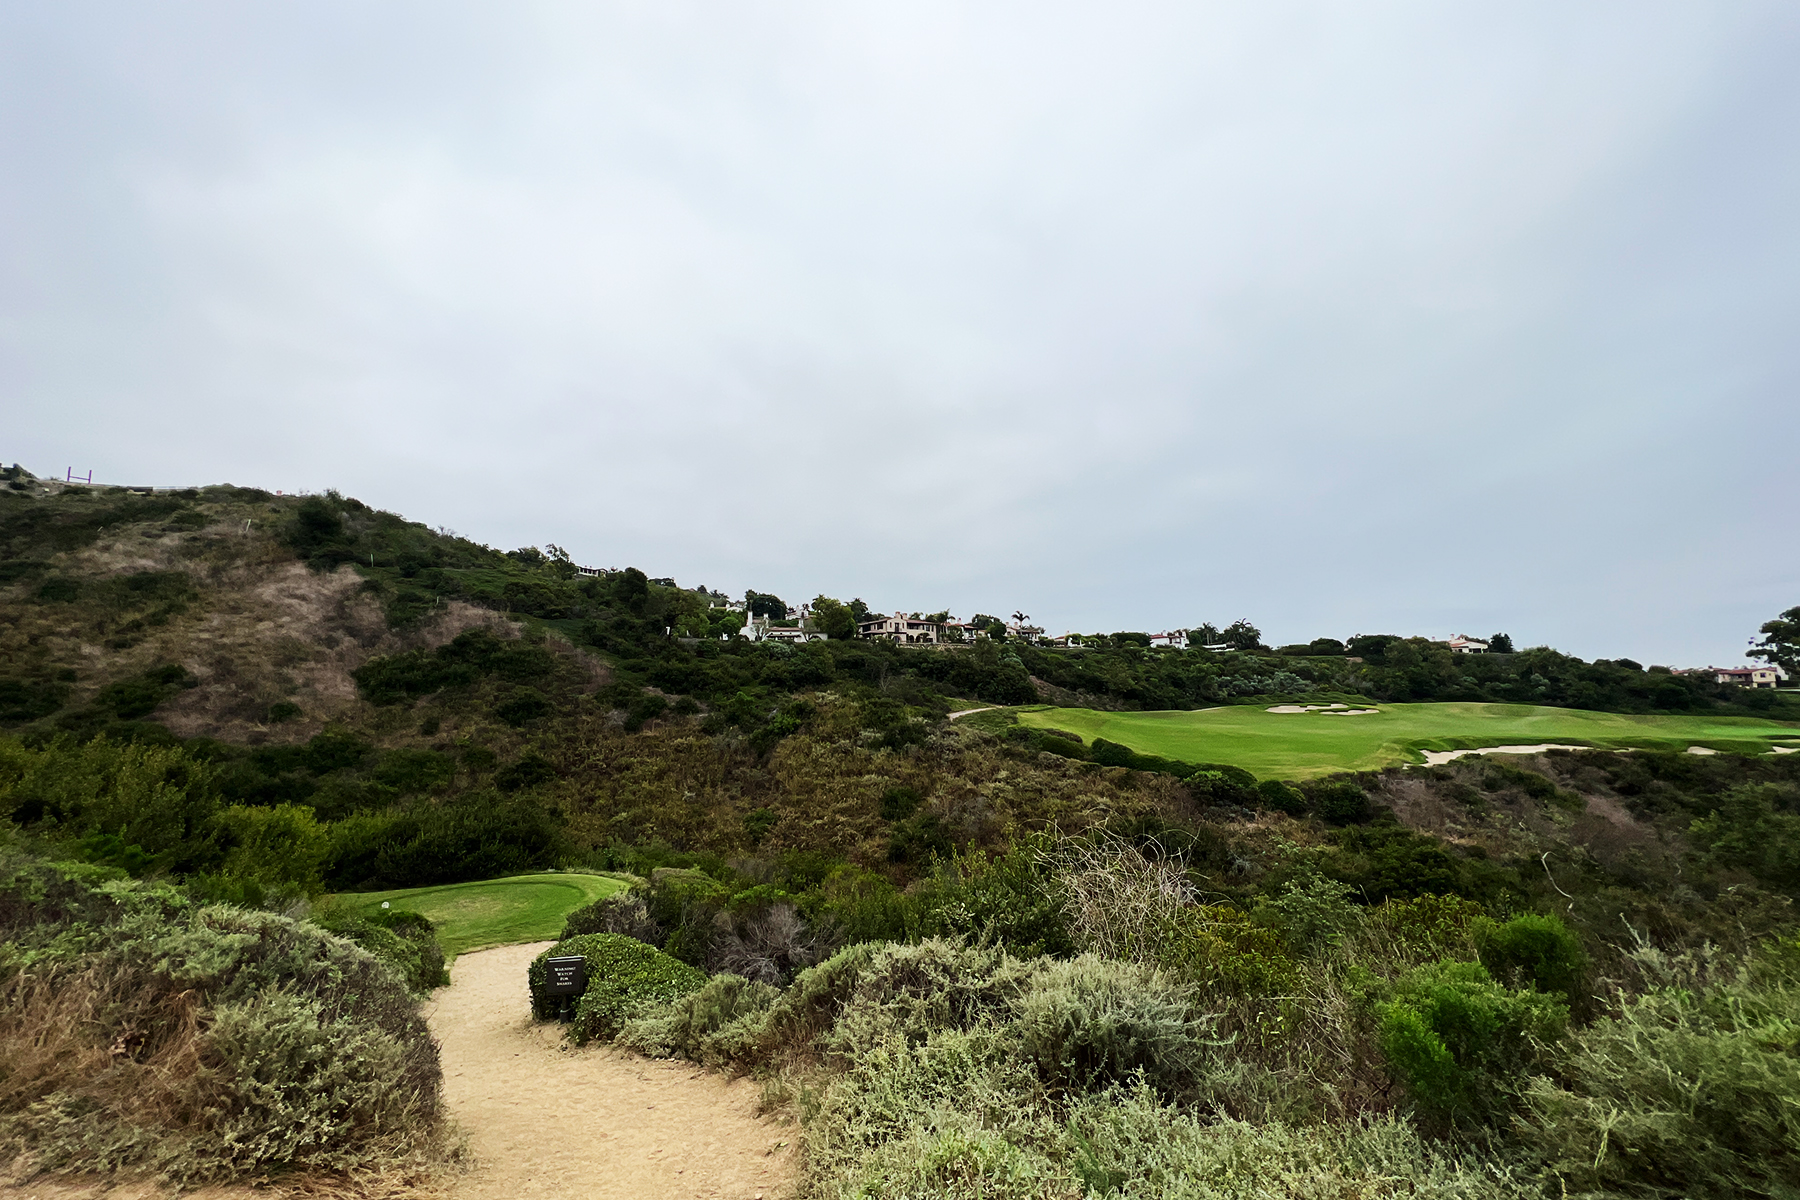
left=4, top=1, right=1796, bottom=664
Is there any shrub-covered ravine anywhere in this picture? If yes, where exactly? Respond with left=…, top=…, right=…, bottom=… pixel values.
left=0, top=850, right=449, bottom=1185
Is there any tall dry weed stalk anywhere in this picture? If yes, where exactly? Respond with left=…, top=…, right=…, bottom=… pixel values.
left=1043, top=835, right=1393, bottom=1121
left=1050, top=837, right=1196, bottom=963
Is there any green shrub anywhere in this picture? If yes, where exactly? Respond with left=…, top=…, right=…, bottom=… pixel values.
left=1183, top=767, right=1259, bottom=808
left=0, top=854, right=443, bottom=1183
left=1313, top=779, right=1374, bottom=825
left=560, top=890, right=663, bottom=943
left=1325, top=824, right=1494, bottom=902
left=1089, top=738, right=1139, bottom=767
left=1255, top=778, right=1308, bottom=815
left=742, top=806, right=778, bottom=842
left=907, top=841, right=1074, bottom=957
left=1366, top=894, right=1486, bottom=965
left=886, top=810, right=952, bottom=865
left=1033, top=732, right=1088, bottom=760
left=822, top=939, right=1030, bottom=1060
left=494, top=752, right=556, bottom=793
left=1476, top=912, right=1586, bottom=1002
left=818, top=864, right=908, bottom=945
left=1251, top=872, right=1358, bottom=956
left=623, top=692, right=668, bottom=731
left=372, top=748, right=456, bottom=794
left=314, top=907, right=450, bottom=993
left=352, top=628, right=557, bottom=705
left=2, top=736, right=221, bottom=868
left=616, top=972, right=780, bottom=1067
left=1010, top=956, right=1222, bottom=1098
left=0, top=676, right=70, bottom=724
left=1478, top=761, right=1557, bottom=799
left=211, top=802, right=329, bottom=891
left=812, top=1092, right=1523, bottom=1200
left=527, top=933, right=707, bottom=1045
left=1689, top=782, right=1800, bottom=895
left=320, top=795, right=562, bottom=889
left=1520, top=945, right=1800, bottom=1198
left=878, top=785, right=922, bottom=820
left=766, top=935, right=1522, bottom=1200
left=1377, top=960, right=1565, bottom=1130
left=91, top=664, right=196, bottom=719
left=495, top=688, right=551, bottom=726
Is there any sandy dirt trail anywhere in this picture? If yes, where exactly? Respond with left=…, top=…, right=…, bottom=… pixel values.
left=430, top=942, right=796, bottom=1200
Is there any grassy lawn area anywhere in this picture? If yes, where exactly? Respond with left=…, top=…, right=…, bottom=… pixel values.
left=328, top=872, right=628, bottom=956
left=1015, top=702, right=1800, bottom=779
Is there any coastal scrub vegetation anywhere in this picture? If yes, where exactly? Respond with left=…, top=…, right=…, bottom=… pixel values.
left=1, top=479, right=1797, bottom=1194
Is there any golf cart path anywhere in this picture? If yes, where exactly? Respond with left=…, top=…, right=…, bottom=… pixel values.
left=428, top=942, right=795, bottom=1200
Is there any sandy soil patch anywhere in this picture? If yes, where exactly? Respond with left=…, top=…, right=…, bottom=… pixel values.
left=947, top=706, right=997, bottom=720
left=429, top=943, right=795, bottom=1200
left=1419, top=744, right=1592, bottom=766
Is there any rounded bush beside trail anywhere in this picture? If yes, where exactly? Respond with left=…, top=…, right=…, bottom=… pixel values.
left=528, top=932, right=707, bottom=1045
left=0, top=855, right=445, bottom=1185
left=314, top=907, right=449, bottom=994
left=1011, top=955, right=1222, bottom=1098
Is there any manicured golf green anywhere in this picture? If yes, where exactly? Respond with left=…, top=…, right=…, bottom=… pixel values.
left=1015, top=702, right=1800, bottom=780
left=330, top=872, right=628, bottom=956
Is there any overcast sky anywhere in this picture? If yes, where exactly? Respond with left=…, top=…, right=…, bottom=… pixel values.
left=4, top=3, right=1795, bottom=665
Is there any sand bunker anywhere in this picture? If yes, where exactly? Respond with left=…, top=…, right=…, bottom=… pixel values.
left=1423, top=742, right=1795, bottom=766
left=1419, top=744, right=1591, bottom=766
left=1266, top=704, right=1379, bottom=715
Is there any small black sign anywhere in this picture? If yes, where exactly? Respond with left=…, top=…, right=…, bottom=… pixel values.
left=544, top=955, right=587, bottom=996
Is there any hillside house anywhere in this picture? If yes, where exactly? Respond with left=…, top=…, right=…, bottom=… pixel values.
left=757, top=625, right=820, bottom=644
left=1445, top=635, right=1490, bottom=654
left=741, top=605, right=823, bottom=644
left=858, top=612, right=945, bottom=644
left=1149, top=630, right=1189, bottom=649
left=1709, top=666, right=1782, bottom=689
left=1007, top=619, right=1046, bottom=644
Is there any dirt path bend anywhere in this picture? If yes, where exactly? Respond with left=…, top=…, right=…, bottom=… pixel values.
left=429, top=942, right=796, bottom=1200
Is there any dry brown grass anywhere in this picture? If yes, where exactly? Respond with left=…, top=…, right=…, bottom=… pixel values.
left=0, top=1166, right=449, bottom=1200
left=0, top=964, right=207, bottom=1146
left=0, top=907, right=452, bottom=1191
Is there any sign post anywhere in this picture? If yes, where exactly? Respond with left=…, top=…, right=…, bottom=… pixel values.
left=543, top=955, right=587, bottom=1022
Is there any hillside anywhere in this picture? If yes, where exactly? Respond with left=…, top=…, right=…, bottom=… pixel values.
left=3, top=475, right=1799, bottom=1198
